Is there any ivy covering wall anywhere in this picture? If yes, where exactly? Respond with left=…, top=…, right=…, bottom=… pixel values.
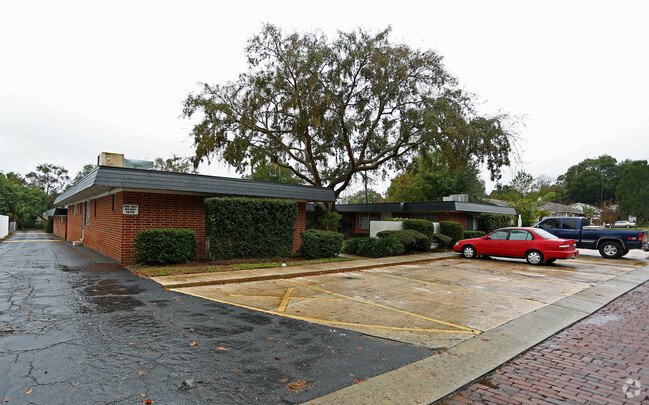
left=204, top=197, right=297, bottom=260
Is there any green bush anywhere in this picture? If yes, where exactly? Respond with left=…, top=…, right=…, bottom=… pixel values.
left=299, top=229, right=344, bottom=259
left=477, top=213, right=512, bottom=234
left=432, top=233, right=453, bottom=249
left=205, top=197, right=297, bottom=260
left=368, top=237, right=405, bottom=257
left=463, top=230, right=486, bottom=239
left=343, top=236, right=405, bottom=257
left=378, top=229, right=430, bottom=252
left=439, top=221, right=464, bottom=244
left=134, top=228, right=197, bottom=264
left=402, top=219, right=435, bottom=239
left=45, top=217, right=54, bottom=233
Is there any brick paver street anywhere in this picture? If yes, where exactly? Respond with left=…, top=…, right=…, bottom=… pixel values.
left=440, top=281, right=649, bottom=404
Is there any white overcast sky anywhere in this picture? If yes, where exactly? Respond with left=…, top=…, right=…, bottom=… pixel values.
left=1, top=0, right=648, bottom=195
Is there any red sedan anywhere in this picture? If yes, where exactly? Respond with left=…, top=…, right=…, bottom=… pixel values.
left=453, top=227, right=579, bottom=265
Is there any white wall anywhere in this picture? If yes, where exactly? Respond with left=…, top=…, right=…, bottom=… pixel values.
left=0, top=215, right=8, bottom=239
left=369, top=220, right=403, bottom=238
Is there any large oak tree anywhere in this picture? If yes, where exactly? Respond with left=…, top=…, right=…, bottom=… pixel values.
left=184, top=25, right=515, bottom=197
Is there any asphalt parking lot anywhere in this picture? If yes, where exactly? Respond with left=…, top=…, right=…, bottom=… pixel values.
left=173, top=253, right=646, bottom=350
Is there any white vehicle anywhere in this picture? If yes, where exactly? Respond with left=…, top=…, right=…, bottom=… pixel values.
left=615, top=220, right=636, bottom=228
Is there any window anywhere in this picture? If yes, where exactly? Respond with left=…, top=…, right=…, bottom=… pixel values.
left=562, top=218, right=577, bottom=229
left=413, top=213, right=438, bottom=222
left=84, top=201, right=90, bottom=226
left=538, top=218, right=560, bottom=229
left=358, top=213, right=379, bottom=230
left=94, top=200, right=97, bottom=217
left=112, top=194, right=116, bottom=212
left=487, top=230, right=509, bottom=240
left=73, top=204, right=78, bottom=215
left=509, top=230, right=533, bottom=241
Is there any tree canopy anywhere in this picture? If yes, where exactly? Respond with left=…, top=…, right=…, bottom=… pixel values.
left=154, top=155, right=198, bottom=174
left=556, top=155, right=621, bottom=206
left=386, top=152, right=485, bottom=202
left=616, top=160, right=649, bottom=221
left=344, top=188, right=384, bottom=204
left=244, top=160, right=304, bottom=184
left=183, top=24, right=516, bottom=197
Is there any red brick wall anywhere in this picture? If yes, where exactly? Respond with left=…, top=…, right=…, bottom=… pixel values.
left=293, top=202, right=307, bottom=255
left=437, top=212, right=469, bottom=229
left=62, top=192, right=310, bottom=264
left=53, top=215, right=67, bottom=239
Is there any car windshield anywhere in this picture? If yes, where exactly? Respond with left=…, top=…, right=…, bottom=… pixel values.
left=533, top=228, right=559, bottom=239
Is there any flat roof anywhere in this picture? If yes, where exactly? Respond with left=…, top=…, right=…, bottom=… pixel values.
left=54, top=166, right=336, bottom=206
left=335, top=201, right=516, bottom=215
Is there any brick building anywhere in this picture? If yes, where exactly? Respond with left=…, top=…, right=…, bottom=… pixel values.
left=53, top=165, right=335, bottom=264
left=336, top=201, right=516, bottom=238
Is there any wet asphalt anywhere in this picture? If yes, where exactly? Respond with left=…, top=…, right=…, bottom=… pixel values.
left=0, top=231, right=431, bottom=404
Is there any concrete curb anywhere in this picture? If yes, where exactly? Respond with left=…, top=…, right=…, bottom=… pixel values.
left=302, top=263, right=649, bottom=405
left=152, top=252, right=457, bottom=289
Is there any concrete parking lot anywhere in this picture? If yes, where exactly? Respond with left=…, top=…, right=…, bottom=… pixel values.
left=173, top=254, right=645, bottom=350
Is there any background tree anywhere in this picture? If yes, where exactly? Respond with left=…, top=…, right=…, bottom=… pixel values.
left=72, top=164, right=97, bottom=183
left=154, top=155, right=198, bottom=174
left=616, top=160, right=649, bottom=222
left=0, top=173, right=48, bottom=228
left=386, top=153, right=486, bottom=202
left=497, top=171, right=551, bottom=226
left=556, top=155, right=620, bottom=206
left=244, top=160, right=304, bottom=184
left=600, top=200, right=619, bottom=227
left=344, top=188, right=383, bottom=204
left=25, top=163, right=70, bottom=206
left=183, top=24, right=516, bottom=198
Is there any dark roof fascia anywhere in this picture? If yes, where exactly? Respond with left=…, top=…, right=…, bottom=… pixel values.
left=335, top=201, right=516, bottom=215
left=54, top=166, right=335, bottom=205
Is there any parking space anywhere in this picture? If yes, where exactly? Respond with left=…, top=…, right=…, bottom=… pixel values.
left=173, top=254, right=645, bottom=349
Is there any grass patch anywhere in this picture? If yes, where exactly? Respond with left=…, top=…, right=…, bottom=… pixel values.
left=128, top=257, right=354, bottom=277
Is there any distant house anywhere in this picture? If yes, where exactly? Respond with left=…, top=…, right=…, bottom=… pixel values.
left=53, top=156, right=335, bottom=264
left=538, top=202, right=585, bottom=218
left=335, top=198, right=516, bottom=238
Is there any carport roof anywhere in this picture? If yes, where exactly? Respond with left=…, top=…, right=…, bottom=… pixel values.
left=54, top=166, right=336, bottom=206
left=335, top=201, right=516, bottom=215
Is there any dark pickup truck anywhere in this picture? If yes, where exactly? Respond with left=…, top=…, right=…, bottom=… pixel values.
left=534, top=217, right=649, bottom=259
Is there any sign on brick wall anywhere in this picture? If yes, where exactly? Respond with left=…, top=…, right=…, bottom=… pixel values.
left=123, top=204, right=139, bottom=215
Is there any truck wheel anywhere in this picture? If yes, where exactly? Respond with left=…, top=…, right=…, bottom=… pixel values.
left=622, top=249, right=630, bottom=257
left=462, top=245, right=477, bottom=259
left=599, top=241, right=623, bottom=259
left=525, top=250, right=544, bottom=265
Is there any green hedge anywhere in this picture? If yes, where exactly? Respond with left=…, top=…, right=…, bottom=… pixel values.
left=477, top=213, right=512, bottom=234
left=205, top=197, right=297, bottom=260
left=439, top=221, right=464, bottom=244
left=134, top=228, right=197, bottom=264
left=377, top=229, right=430, bottom=252
left=432, top=233, right=453, bottom=249
left=299, top=229, right=344, bottom=259
left=343, top=236, right=405, bottom=257
left=402, top=219, right=435, bottom=238
left=463, top=230, right=486, bottom=239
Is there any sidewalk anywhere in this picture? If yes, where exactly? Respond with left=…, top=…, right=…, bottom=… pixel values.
left=439, top=279, right=649, bottom=404
left=153, top=251, right=456, bottom=289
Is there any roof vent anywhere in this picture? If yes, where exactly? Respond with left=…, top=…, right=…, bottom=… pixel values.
left=98, top=152, right=125, bottom=167
left=443, top=194, right=469, bottom=202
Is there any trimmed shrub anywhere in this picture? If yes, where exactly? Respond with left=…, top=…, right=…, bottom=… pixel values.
left=432, top=233, right=453, bottom=249
left=463, top=230, right=486, bottom=239
left=402, top=219, right=435, bottom=239
left=299, top=229, right=344, bottom=259
left=205, top=197, right=297, bottom=260
left=378, top=229, right=430, bottom=252
left=343, top=236, right=405, bottom=257
left=45, top=217, right=54, bottom=233
left=439, top=221, right=464, bottom=244
left=477, top=213, right=512, bottom=234
left=368, top=236, right=405, bottom=257
left=134, top=228, right=197, bottom=264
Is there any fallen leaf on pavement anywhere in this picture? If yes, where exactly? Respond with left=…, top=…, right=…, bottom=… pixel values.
left=25, top=389, right=33, bottom=395
left=190, top=341, right=199, bottom=346
left=353, top=379, right=367, bottom=384
left=216, top=346, right=229, bottom=351
left=286, top=380, right=307, bottom=392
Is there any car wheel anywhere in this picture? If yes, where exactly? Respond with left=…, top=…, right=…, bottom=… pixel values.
left=462, top=245, right=477, bottom=259
left=525, top=250, right=544, bottom=265
left=599, top=241, right=623, bottom=259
